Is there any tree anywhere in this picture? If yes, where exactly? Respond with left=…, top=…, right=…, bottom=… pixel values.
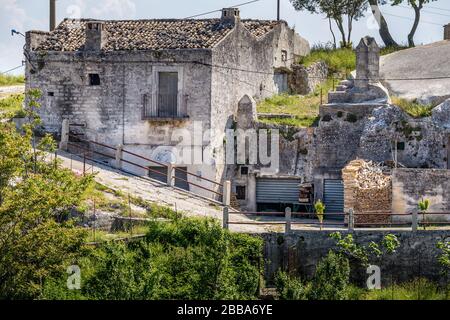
left=290, top=0, right=368, bottom=48
left=368, top=0, right=399, bottom=47
left=391, top=0, right=438, bottom=47
left=0, top=89, right=92, bottom=299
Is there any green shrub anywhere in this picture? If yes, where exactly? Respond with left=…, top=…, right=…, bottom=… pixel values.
left=43, top=217, right=263, bottom=300
left=0, top=74, right=25, bottom=86
left=0, top=93, right=24, bottom=115
left=392, top=97, right=434, bottom=118
left=274, top=271, right=308, bottom=300
left=308, top=251, right=350, bottom=300
left=300, top=46, right=355, bottom=76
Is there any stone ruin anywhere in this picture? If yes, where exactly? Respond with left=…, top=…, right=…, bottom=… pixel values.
left=328, top=36, right=390, bottom=104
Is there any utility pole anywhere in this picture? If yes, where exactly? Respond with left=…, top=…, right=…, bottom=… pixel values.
left=277, top=0, right=280, bottom=21
left=50, top=0, right=56, bottom=31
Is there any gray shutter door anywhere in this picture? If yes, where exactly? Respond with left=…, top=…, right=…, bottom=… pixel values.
left=256, top=178, right=300, bottom=204
left=149, top=167, right=189, bottom=191
left=323, top=180, right=344, bottom=213
left=158, top=72, right=178, bottom=117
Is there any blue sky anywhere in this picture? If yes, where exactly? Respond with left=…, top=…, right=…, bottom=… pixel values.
left=1, top=0, right=450, bottom=74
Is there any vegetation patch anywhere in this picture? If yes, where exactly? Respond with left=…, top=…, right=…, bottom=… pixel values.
left=257, top=79, right=333, bottom=128
left=0, top=93, right=24, bottom=116
left=0, top=74, right=25, bottom=87
left=392, top=97, right=435, bottom=118
left=299, top=45, right=355, bottom=76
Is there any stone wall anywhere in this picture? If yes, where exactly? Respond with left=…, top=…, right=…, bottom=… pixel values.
left=26, top=19, right=309, bottom=197
left=392, top=168, right=450, bottom=218
left=288, top=61, right=328, bottom=95
left=261, top=230, right=450, bottom=286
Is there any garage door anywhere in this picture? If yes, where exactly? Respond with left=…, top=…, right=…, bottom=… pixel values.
left=149, top=166, right=189, bottom=191
left=256, top=178, right=301, bottom=204
left=323, top=179, right=344, bottom=213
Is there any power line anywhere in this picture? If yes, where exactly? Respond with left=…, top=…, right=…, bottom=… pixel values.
left=382, top=11, right=444, bottom=26
left=397, top=4, right=450, bottom=18
left=0, top=64, right=24, bottom=74
left=184, top=0, right=263, bottom=19
left=425, top=4, right=450, bottom=13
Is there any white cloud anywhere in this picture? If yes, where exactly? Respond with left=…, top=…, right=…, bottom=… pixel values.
left=1, top=0, right=27, bottom=29
left=90, top=0, right=137, bottom=19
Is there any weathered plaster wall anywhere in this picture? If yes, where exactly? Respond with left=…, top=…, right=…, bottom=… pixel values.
left=210, top=22, right=309, bottom=182
left=261, top=230, right=450, bottom=286
left=392, top=168, right=450, bottom=216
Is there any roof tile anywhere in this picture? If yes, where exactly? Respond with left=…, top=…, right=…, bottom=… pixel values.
left=35, top=19, right=281, bottom=51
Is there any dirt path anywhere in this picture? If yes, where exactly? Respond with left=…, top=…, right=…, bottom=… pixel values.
left=0, top=85, right=24, bottom=99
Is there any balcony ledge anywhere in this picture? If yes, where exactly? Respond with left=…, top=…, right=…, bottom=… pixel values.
left=143, top=115, right=190, bottom=122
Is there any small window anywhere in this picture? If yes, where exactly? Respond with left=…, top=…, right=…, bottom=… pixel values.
left=236, top=186, right=246, bottom=200
left=48, top=91, right=54, bottom=96
left=397, top=142, right=405, bottom=151
left=240, top=166, right=249, bottom=175
left=281, top=50, right=288, bottom=62
left=89, top=74, right=101, bottom=86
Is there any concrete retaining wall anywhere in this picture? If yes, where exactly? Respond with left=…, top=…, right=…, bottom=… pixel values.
left=261, top=230, right=450, bottom=286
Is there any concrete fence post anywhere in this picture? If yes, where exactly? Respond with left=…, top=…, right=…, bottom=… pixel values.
left=223, top=180, right=231, bottom=206
left=167, top=163, right=174, bottom=187
left=223, top=206, right=229, bottom=230
left=348, top=208, right=355, bottom=231
left=412, top=210, right=418, bottom=232
left=59, top=119, right=69, bottom=151
left=285, top=207, right=292, bottom=234
left=114, top=145, right=123, bottom=170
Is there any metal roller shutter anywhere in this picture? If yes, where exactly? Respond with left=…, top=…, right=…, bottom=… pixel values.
left=256, top=178, right=301, bottom=204
left=149, top=166, right=189, bottom=191
left=323, top=179, right=344, bottom=213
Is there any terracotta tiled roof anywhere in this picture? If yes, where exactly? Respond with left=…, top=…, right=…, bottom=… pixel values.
left=34, top=18, right=281, bottom=51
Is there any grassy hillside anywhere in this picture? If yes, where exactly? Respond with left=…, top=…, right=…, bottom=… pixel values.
left=0, top=74, right=25, bottom=86
left=257, top=79, right=334, bottom=128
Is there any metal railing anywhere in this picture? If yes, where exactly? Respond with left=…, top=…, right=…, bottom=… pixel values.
left=142, top=93, right=188, bottom=119
left=64, top=131, right=228, bottom=205
left=223, top=208, right=450, bottom=232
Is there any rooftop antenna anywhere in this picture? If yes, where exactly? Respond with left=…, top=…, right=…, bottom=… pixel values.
left=50, top=0, right=57, bottom=31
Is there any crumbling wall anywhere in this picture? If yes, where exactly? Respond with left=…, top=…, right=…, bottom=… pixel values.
left=288, top=61, right=328, bottom=95
left=343, top=159, right=392, bottom=225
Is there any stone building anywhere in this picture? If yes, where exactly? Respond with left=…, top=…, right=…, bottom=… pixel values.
left=25, top=8, right=310, bottom=198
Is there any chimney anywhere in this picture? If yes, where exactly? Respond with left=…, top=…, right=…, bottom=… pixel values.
left=85, top=21, right=107, bottom=51
left=50, top=0, right=56, bottom=31
left=221, top=8, right=240, bottom=25
left=445, top=24, right=450, bottom=40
